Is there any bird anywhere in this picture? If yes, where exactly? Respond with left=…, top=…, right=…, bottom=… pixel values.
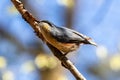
left=39, top=20, right=97, bottom=55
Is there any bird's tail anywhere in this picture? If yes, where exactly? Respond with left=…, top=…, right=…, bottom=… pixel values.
left=85, top=37, right=97, bottom=46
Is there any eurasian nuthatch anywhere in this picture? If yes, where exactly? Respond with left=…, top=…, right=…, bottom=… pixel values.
left=39, top=20, right=97, bottom=55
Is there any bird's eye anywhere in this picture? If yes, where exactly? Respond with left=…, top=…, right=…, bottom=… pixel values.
left=41, top=20, right=53, bottom=27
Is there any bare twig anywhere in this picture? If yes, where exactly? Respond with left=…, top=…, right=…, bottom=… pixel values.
left=11, top=0, right=44, bottom=41
left=11, top=0, right=86, bottom=80
left=47, top=43, right=86, bottom=80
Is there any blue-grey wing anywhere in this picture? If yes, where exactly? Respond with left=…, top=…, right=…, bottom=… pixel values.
left=51, top=27, right=87, bottom=43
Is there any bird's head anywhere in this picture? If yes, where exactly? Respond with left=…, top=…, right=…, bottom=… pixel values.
left=40, top=20, right=55, bottom=27
left=39, top=20, right=54, bottom=32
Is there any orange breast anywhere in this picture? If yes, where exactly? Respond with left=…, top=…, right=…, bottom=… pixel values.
left=55, top=43, right=79, bottom=53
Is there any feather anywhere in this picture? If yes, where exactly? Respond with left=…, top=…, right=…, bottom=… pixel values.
left=51, top=26, right=87, bottom=43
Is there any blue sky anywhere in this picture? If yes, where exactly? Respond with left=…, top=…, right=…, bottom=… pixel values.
left=0, top=0, right=120, bottom=80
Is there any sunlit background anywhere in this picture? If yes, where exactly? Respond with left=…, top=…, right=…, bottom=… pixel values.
left=0, top=0, right=120, bottom=80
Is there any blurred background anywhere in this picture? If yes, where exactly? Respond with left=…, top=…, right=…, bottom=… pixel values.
left=0, top=0, right=120, bottom=80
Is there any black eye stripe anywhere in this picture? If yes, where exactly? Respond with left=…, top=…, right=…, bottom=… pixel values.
left=40, top=20, right=53, bottom=27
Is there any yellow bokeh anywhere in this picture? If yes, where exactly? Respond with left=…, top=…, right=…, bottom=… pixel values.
left=0, top=56, right=7, bottom=69
left=96, top=45, right=108, bottom=59
left=35, top=54, right=57, bottom=69
left=110, top=54, right=120, bottom=71
left=57, top=0, right=74, bottom=8
left=2, top=70, right=15, bottom=80
left=57, top=75, right=68, bottom=80
left=35, top=54, right=48, bottom=69
left=47, top=57, right=57, bottom=69
left=21, top=60, right=35, bottom=73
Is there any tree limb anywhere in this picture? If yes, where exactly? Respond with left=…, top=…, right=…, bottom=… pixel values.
left=11, top=0, right=86, bottom=80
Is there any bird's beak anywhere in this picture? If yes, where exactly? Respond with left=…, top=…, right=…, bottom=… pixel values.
left=88, top=39, right=97, bottom=47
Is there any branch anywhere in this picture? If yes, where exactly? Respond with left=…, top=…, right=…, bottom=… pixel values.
left=11, top=0, right=44, bottom=41
left=47, top=43, right=86, bottom=80
left=11, top=0, right=86, bottom=80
